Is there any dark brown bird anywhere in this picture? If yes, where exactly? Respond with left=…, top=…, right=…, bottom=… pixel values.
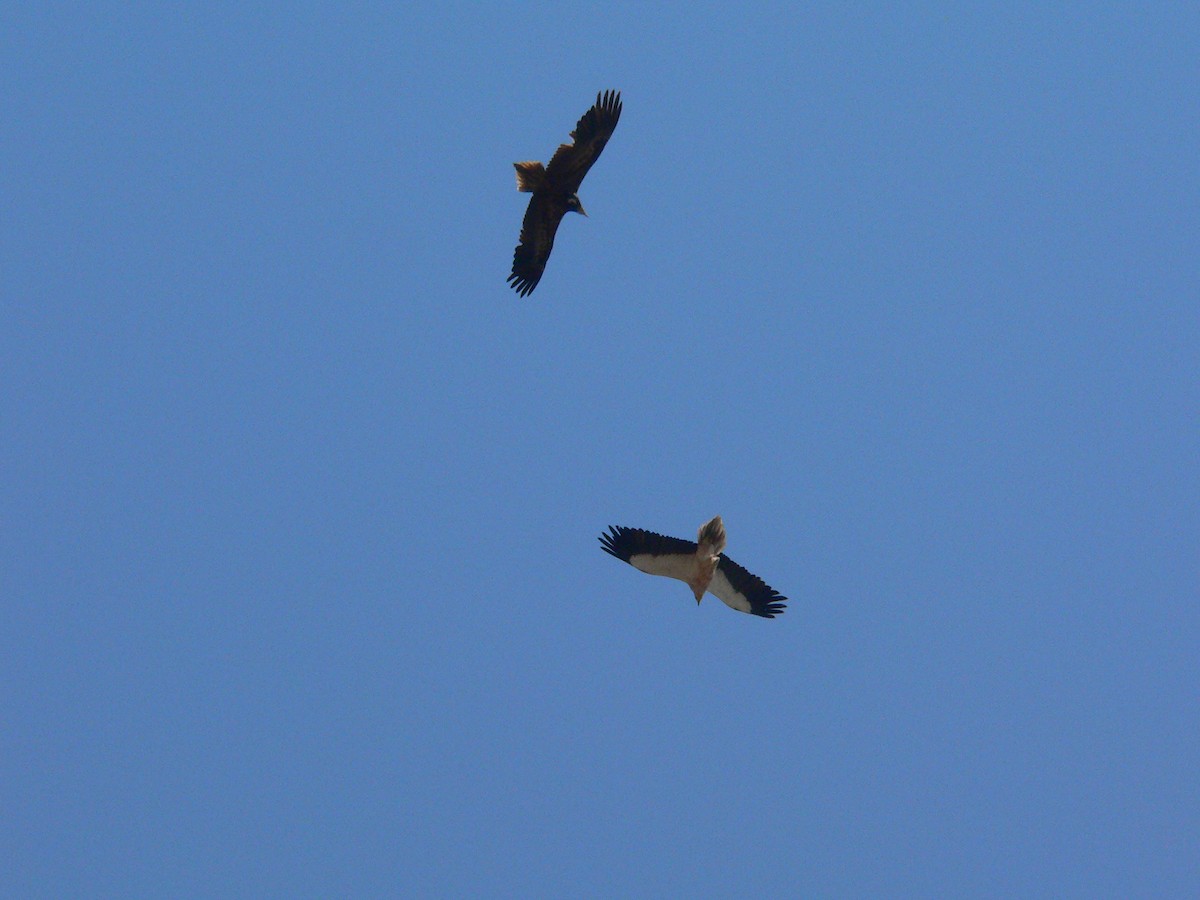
left=508, top=90, right=622, bottom=297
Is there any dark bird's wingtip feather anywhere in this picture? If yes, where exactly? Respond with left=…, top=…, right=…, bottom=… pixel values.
left=506, top=272, right=535, bottom=297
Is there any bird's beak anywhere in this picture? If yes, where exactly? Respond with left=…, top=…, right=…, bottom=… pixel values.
left=577, top=203, right=588, bottom=217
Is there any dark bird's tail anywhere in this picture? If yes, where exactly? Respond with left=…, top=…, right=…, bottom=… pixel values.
left=513, top=161, right=546, bottom=192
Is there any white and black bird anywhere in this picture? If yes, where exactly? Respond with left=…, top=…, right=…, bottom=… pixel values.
left=599, top=516, right=787, bottom=619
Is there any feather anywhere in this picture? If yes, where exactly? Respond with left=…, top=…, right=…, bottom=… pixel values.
left=513, top=161, right=546, bottom=193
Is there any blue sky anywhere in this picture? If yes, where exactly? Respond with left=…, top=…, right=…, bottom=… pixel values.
left=3, top=4, right=1197, bottom=896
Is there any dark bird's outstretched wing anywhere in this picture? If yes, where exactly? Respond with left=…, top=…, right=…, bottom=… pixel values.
left=546, top=90, right=623, bottom=193
left=710, top=555, right=788, bottom=618
left=508, top=193, right=565, bottom=297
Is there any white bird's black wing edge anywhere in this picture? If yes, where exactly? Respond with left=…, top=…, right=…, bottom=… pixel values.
left=714, top=555, right=787, bottom=618
left=599, top=525, right=696, bottom=563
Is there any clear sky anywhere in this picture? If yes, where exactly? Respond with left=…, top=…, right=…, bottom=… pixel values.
left=3, top=4, right=1197, bottom=896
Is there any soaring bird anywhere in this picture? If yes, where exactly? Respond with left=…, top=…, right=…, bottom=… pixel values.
left=508, top=90, right=622, bottom=297
left=599, top=516, right=787, bottom=619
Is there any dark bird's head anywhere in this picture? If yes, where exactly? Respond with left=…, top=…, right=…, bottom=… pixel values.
left=566, top=193, right=588, bottom=217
